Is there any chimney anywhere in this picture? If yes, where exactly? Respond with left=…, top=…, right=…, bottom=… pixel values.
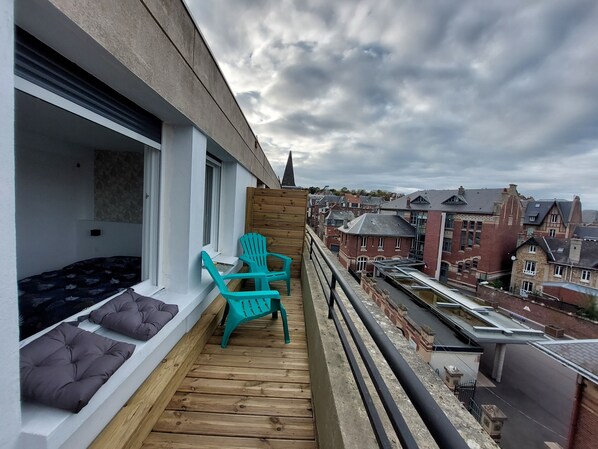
left=569, top=238, right=582, bottom=264
left=458, top=186, right=465, bottom=196
left=343, top=218, right=348, bottom=229
left=406, top=197, right=411, bottom=208
left=508, top=184, right=517, bottom=194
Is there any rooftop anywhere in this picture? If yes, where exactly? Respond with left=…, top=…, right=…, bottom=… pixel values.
left=533, top=340, right=598, bottom=384
left=378, top=265, right=546, bottom=345
left=339, top=213, right=415, bottom=237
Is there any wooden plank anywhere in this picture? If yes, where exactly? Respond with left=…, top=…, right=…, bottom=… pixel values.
left=143, top=432, right=316, bottom=449
left=166, top=392, right=313, bottom=417
left=153, top=411, right=315, bottom=440
left=251, top=228, right=305, bottom=239
left=89, top=285, right=238, bottom=449
left=245, top=187, right=255, bottom=233
left=195, top=353, right=309, bottom=371
left=202, top=344, right=308, bottom=360
left=212, top=328, right=307, bottom=343
left=177, top=377, right=311, bottom=399
left=253, top=203, right=307, bottom=214
left=187, top=365, right=310, bottom=384
left=207, top=335, right=307, bottom=349
left=252, top=219, right=305, bottom=230
left=253, top=188, right=309, bottom=199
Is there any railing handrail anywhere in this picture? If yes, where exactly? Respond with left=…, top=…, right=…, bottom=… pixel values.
left=306, top=227, right=470, bottom=449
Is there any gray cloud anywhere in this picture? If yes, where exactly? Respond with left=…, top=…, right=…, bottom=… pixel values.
left=186, top=0, right=598, bottom=209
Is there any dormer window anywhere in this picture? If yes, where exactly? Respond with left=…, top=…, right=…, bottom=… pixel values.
left=411, top=195, right=430, bottom=205
left=529, top=245, right=536, bottom=254
left=528, top=216, right=536, bottom=222
left=442, top=195, right=467, bottom=205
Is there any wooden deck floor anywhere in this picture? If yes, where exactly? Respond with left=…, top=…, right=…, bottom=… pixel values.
left=141, top=278, right=317, bottom=449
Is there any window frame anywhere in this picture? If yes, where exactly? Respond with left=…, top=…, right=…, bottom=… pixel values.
left=529, top=245, right=537, bottom=254
left=554, top=265, right=564, bottom=278
left=521, top=280, right=534, bottom=293
left=395, top=238, right=401, bottom=249
left=378, top=237, right=384, bottom=250
left=524, top=260, right=537, bottom=275
left=548, top=229, right=556, bottom=238
left=202, top=156, right=222, bottom=255
left=356, top=256, right=368, bottom=272
left=581, top=270, right=591, bottom=283
left=360, top=236, right=367, bottom=249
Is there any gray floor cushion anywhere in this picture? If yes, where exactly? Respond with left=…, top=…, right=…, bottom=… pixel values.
left=20, top=322, right=135, bottom=413
left=89, top=288, right=178, bottom=341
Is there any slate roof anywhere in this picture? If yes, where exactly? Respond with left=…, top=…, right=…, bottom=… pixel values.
left=534, top=340, right=598, bottom=384
left=313, top=195, right=343, bottom=206
left=326, top=209, right=355, bottom=222
left=518, top=236, right=598, bottom=269
left=339, top=213, right=415, bottom=237
left=573, top=226, right=598, bottom=241
left=360, top=195, right=384, bottom=206
left=523, top=199, right=574, bottom=226
left=281, top=151, right=296, bottom=187
left=380, top=188, right=506, bottom=214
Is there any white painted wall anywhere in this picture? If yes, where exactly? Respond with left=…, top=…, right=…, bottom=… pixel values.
left=76, top=220, right=142, bottom=260
left=15, top=135, right=94, bottom=278
left=219, top=162, right=257, bottom=256
left=0, top=2, right=21, bottom=448
left=159, top=125, right=207, bottom=293
left=430, top=351, right=481, bottom=384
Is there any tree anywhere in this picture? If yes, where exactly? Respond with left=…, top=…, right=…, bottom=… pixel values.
left=581, top=294, right=598, bottom=320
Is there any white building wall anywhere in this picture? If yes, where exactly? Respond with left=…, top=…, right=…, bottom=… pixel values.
left=15, top=136, right=95, bottom=277
left=0, top=2, right=21, bottom=448
left=430, top=351, right=481, bottom=384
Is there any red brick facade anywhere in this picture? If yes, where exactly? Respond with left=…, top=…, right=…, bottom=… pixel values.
left=570, top=378, right=598, bottom=449
left=477, top=285, right=598, bottom=339
left=338, top=233, right=412, bottom=273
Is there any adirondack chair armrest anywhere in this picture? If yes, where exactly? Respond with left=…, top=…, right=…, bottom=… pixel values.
left=223, top=271, right=270, bottom=290
left=267, top=252, right=292, bottom=271
left=225, top=290, right=281, bottom=300
left=222, top=272, right=267, bottom=281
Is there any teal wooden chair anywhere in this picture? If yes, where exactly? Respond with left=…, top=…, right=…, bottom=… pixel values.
left=201, top=251, right=290, bottom=348
left=239, top=232, right=292, bottom=295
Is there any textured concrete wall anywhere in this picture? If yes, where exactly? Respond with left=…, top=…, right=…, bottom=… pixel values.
left=33, top=0, right=278, bottom=187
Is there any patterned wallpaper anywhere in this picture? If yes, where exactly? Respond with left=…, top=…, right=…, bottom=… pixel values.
left=94, top=150, right=143, bottom=224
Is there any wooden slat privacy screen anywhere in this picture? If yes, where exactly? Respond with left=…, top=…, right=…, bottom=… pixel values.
left=245, top=188, right=308, bottom=278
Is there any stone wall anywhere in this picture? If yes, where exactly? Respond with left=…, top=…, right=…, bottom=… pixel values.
left=477, top=285, right=598, bottom=339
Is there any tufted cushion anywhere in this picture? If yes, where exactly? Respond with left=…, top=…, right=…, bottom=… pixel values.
left=89, top=289, right=178, bottom=341
left=20, top=322, right=135, bottom=413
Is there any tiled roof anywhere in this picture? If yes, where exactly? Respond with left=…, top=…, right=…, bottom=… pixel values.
left=380, top=188, right=506, bottom=214
left=534, top=340, right=598, bottom=384
left=518, top=236, right=598, bottom=268
left=573, top=226, right=598, bottom=241
left=339, top=213, right=415, bottom=237
left=523, top=200, right=574, bottom=226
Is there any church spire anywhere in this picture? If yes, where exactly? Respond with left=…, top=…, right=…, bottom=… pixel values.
left=281, top=151, right=296, bottom=187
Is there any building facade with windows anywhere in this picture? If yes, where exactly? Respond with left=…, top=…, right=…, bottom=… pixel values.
left=522, top=197, right=582, bottom=239
left=510, top=237, right=598, bottom=304
left=337, top=213, right=415, bottom=274
left=1, top=2, right=280, bottom=448
left=380, top=185, right=524, bottom=290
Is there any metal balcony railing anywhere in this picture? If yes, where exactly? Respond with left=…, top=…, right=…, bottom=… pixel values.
left=306, top=227, right=470, bottom=449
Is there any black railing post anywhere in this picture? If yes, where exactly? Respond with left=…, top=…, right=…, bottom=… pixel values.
left=328, top=277, right=336, bottom=319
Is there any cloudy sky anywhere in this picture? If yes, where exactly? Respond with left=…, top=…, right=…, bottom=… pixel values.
left=185, top=0, right=598, bottom=209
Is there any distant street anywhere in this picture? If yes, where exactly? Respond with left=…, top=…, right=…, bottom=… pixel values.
left=476, top=343, right=577, bottom=449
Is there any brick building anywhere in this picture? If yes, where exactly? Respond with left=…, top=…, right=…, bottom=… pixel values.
left=322, top=208, right=355, bottom=252
left=522, top=197, right=582, bottom=239
left=380, top=185, right=524, bottom=290
left=338, top=213, right=415, bottom=274
left=510, top=236, right=598, bottom=305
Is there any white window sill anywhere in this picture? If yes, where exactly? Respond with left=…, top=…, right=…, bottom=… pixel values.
left=523, top=271, right=537, bottom=276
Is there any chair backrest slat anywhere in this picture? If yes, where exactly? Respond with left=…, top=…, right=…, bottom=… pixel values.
left=240, top=233, right=269, bottom=270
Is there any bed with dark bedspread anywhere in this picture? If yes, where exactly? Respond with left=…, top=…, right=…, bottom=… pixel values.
left=18, top=256, right=141, bottom=340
